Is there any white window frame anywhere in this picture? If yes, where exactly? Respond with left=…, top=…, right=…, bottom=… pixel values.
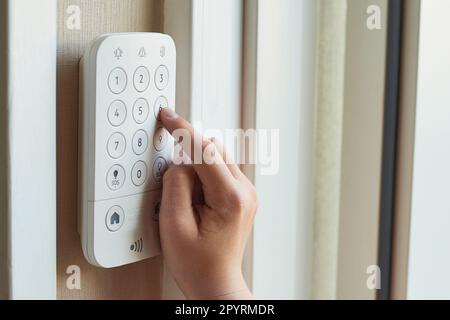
left=0, top=0, right=57, bottom=299
left=400, top=0, right=450, bottom=300
left=163, top=0, right=244, bottom=298
left=242, top=0, right=316, bottom=299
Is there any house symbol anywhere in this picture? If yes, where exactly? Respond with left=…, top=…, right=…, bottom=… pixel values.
left=110, top=212, right=120, bottom=225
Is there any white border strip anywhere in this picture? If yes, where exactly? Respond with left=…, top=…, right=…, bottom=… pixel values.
left=0, top=0, right=57, bottom=299
left=250, top=0, right=316, bottom=299
left=163, top=0, right=243, bottom=299
left=406, top=0, right=450, bottom=299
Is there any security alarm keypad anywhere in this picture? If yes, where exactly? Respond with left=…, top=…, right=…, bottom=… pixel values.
left=78, top=33, right=176, bottom=267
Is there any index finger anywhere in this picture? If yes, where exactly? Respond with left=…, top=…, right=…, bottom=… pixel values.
left=159, top=108, right=235, bottom=189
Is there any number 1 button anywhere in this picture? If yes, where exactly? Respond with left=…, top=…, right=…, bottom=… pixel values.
left=108, top=68, right=127, bottom=94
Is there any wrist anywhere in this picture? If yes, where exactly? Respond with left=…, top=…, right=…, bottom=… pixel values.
left=185, top=270, right=251, bottom=300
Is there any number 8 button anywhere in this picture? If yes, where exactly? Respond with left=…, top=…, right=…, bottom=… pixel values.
left=132, top=130, right=148, bottom=155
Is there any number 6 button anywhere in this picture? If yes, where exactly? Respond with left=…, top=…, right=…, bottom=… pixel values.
left=107, top=132, right=126, bottom=159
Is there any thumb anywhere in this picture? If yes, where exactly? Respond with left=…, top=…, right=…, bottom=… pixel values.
left=159, top=165, right=198, bottom=238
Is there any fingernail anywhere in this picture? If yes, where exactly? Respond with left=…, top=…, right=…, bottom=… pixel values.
left=162, top=108, right=178, bottom=119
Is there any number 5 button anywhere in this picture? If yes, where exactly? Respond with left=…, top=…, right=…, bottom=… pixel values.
left=132, top=98, right=150, bottom=124
left=107, top=132, right=126, bottom=159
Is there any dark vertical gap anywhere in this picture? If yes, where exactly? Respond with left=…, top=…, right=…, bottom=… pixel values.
left=0, top=0, right=11, bottom=299
left=377, top=0, right=404, bottom=300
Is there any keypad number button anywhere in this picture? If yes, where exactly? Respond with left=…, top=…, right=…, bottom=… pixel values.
left=132, top=130, right=148, bottom=155
left=154, top=65, right=169, bottom=90
left=153, top=96, right=169, bottom=120
left=152, top=157, right=168, bottom=182
left=131, top=161, right=148, bottom=187
left=108, top=68, right=127, bottom=94
left=108, top=100, right=127, bottom=127
left=107, top=132, right=126, bottom=159
left=132, top=98, right=150, bottom=124
left=133, top=66, right=150, bottom=93
left=153, top=126, right=168, bottom=152
left=106, top=165, right=125, bottom=191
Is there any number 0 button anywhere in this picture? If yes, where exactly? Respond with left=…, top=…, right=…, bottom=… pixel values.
left=108, top=68, right=127, bottom=94
left=133, top=66, right=150, bottom=92
left=155, top=65, right=169, bottom=90
left=131, top=161, right=147, bottom=186
left=132, top=130, right=148, bottom=155
left=108, top=100, right=127, bottom=127
left=107, top=132, right=126, bottom=159
left=133, top=98, right=150, bottom=124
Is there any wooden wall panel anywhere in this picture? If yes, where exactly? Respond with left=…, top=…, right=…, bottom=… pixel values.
left=57, top=0, right=164, bottom=299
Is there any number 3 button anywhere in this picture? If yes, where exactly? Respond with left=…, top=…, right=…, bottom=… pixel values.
left=132, top=130, right=148, bottom=155
left=155, top=65, right=169, bottom=90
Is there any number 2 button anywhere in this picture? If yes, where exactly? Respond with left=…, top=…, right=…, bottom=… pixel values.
left=133, top=66, right=150, bottom=92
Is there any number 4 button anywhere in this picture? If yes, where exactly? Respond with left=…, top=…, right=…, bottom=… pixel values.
left=108, top=100, right=127, bottom=127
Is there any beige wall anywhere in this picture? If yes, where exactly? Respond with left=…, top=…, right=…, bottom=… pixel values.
left=313, top=0, right=388, bottom=299
left=57, top=0, right=164, bottom=299
left=312, top=0, right=347, bottom=300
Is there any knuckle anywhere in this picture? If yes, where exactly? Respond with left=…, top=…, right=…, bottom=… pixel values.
left=226, top=184, right=258, bottom=217
left=227, top=189, right=246, bottom=214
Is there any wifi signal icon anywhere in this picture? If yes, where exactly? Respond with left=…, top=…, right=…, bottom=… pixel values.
left=130, top=238, right=143, bottom=253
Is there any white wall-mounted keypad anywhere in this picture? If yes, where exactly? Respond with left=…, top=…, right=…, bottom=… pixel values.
left=78, top=33, right=176, bottom=268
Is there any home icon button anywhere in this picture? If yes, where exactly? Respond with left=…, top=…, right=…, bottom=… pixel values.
left=106, top=205, right=125, bottom=232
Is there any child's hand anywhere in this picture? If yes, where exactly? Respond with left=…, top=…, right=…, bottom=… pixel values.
left=158, top=108, right=257, bottom=299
